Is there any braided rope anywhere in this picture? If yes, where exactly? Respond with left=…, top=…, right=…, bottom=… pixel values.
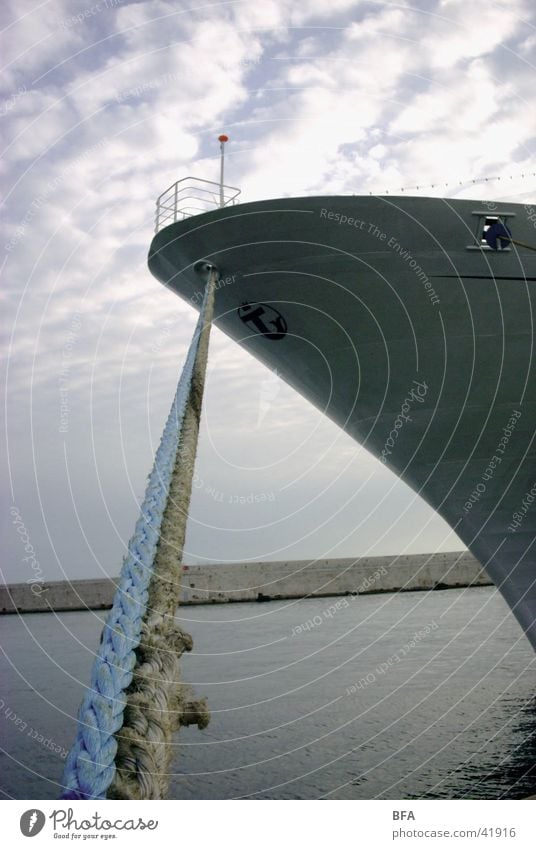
left=108, top=270, right=215, bottom=799
left=61, top=272, right=216, bottom=800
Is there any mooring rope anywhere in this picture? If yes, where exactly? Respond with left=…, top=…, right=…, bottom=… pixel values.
left=61, top=267, right=217, bottom=800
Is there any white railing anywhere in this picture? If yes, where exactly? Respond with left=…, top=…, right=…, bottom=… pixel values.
left=155, top=177, right=241, bottom=233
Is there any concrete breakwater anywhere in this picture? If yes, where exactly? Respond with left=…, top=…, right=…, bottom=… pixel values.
left=0, top=551, right=491, bottom=614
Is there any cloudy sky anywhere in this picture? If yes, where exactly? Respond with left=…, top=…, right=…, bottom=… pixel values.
left=2, top=0, right=535, bottom=585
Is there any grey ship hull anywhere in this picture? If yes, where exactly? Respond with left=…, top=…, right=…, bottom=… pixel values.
left=148, top=195, right=536, bottom=649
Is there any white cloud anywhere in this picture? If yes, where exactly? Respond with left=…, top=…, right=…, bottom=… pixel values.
left=426, top=0, right=525, bottom=68
left=3, top=0, right=534, bottom=583
left=390, top=60, right=508, bottom=136
left=0, top=0, right=84, bottom=90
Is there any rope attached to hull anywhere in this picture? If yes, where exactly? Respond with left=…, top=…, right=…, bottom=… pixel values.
left=61, top=268, right=217, bottom=800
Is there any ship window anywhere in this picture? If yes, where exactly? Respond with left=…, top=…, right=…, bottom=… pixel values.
left=467, top=211, right=515, bottom=250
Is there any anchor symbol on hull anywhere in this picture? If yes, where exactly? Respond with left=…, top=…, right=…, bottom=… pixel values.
left=237, top=301, right=288, bottom=341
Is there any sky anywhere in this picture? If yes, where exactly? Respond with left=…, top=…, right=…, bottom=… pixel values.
left=2, top=0, right=535, bottom=585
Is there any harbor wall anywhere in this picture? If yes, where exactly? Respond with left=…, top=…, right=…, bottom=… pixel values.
left=0, top=551, right=491, bottom=614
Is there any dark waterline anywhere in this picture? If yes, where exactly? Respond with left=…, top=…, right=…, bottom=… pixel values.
left=1, top=586, right=535, bottom=799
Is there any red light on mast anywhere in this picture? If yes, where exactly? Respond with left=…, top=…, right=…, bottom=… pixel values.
left=218, top=134, right=229, bottom=143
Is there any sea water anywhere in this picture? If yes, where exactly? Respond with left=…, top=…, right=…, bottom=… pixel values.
left=1, top=586, right=534, bottom=800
